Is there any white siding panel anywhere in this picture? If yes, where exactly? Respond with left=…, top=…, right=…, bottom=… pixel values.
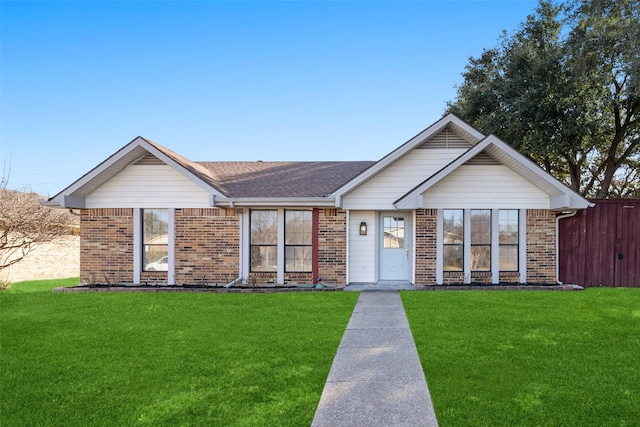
left=348, top=211, right=376, bottom=283
left=423, top=165, right=550, bottom=209
left=86, top=164, right=211, bottom=208
left=343, top=149, right=467, bottom=210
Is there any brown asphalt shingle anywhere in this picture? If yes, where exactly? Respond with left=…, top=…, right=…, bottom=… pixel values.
left=197, top=161, right=375, bottom=197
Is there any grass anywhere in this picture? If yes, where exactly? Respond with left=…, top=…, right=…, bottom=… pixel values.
left=0, top=278, right=358, bottom=426
left=402, top=289, right=640, bottom=426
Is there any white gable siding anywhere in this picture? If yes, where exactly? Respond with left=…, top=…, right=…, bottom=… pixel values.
left=422, top=165, right=550, bottom=209
left=348, top=211, right=376, bottom=283
left=342, top=149, right=467, bottom=210
left=86, top=164, right=211, bottom=208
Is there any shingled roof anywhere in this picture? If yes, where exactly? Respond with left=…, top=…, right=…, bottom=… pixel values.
left=197, top=161, right=375, bottom=198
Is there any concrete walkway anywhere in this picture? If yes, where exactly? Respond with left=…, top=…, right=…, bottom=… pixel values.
left=311, top=291, right=438, bottom=427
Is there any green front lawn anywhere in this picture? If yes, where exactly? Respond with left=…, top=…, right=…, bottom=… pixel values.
left=0, top=279, right=358, bottom=426
left=402, top=289, right=640, bottom=426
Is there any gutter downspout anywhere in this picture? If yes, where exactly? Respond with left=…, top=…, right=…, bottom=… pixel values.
left=556, top=210, right=577, bottom=284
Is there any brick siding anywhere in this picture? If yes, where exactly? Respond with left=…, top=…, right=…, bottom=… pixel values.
left=80, top=208, right=134, bottom=284
left=415, top=209, right=437, bottom=285
left=317, top=208, right=347, bottom=284
left=526, top=209, right=556, bottom=283
left=174, top=208, right=240, bottom=285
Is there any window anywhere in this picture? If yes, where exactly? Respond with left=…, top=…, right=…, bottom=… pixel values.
left=470, top=210, right=491, bottom=271
left=443, top=209, right=463, bottom=271
left=143, top=209, right=169, bottom=271
left=383, top=216, right=405, bottom=249
left=285, top=210, right=312, bottom=272
left=250, top=210, right=278, bottom=272
left=499, top=210, right=519, bottom=271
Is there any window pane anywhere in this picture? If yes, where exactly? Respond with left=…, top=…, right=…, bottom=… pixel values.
left=471, top=246, right=491, bottom=271
left=143, top=209, right=168, bottom=244
left=383, top=216, right=405, bottom=248
left=251, top=246, right=277, bottom=272
left=443, top=209, right=464, bottom=244
left=285, top=210, right=312, bottom=245
left=443, top=245, right=463, bottom=271
left=286, top=246, right=312, bottom=272
left=499, top=210, right=519, bottom=244
left=144, top=246, right=168, bottom=271
left=251, top=211, right=277, bottom=245
left=471, top=210, right=491, bottom=244
left=500, top=246, right=519, bottom=271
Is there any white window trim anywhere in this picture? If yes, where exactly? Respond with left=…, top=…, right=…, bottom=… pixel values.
left=249, top=208, right=313, bottom=285
left=519, top=209, right=527, bottom=284
left=134, top=208, right=141, bottom=284
left=134, top=208, right=175, bottom=285
left=168, top=209, right=175, bottom=285
left=436, top=211, right=444, bottom=285
left=437, top=208, right=526, bottom=285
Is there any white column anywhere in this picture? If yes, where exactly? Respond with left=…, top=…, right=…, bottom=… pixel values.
left=277, top=208, right=285, bottom=285
left=491, top=209, right=500, bottom=284
left=519, top=209, right=527, bottom=284
left=463, top=209, right=471, bottom=284
left=168, top=208, right=175, bottom=285
left=133, top=208, right=141, bottom=285
left=436, top=209, right=443, bottom=285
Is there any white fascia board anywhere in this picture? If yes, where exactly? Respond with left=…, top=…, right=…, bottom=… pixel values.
left=481, top=136, right=592, bottom=209
left=330, top=113, right=486, bottom=199
left=550, top=194, right=571, bottom=210
left=395, top=134, right=592, bottom=211
left=45, top=138, right=148, bottom=207
left=45, top=137, right=224, bottom=209
left=220, top=197, right=336, bottom=207
left=137, top=139, right=224, bottom=199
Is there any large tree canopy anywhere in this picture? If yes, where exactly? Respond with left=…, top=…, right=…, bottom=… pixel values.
left=447, top=0, right=640, bottom=197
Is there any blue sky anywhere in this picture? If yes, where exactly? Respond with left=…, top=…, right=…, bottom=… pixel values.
left=1, top=0, right=537, bottom=196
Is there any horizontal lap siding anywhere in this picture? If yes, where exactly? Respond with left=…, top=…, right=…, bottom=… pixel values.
left=86, top=165, right=211, bottom=208
left=348, top=211, right=376, bottom=283
left=423, top=165, right=550, bottom=209
left=343, top=149, right=466, bottom=210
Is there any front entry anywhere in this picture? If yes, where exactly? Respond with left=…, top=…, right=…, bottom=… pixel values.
left=378, top=213, right=411, bottom=281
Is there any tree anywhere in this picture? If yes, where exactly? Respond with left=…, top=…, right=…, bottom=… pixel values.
left=447, top=0, right=640, bottom=198
left=0, top=175, right=76, bottom=280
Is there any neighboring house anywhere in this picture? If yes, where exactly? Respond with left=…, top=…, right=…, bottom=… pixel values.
left=42, top=114, right=592, bottom=287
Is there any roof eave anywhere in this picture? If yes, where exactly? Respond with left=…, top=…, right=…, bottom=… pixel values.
left=45, top=137, right=225, bottom=208
left=216, top=197, right=336, bottom=208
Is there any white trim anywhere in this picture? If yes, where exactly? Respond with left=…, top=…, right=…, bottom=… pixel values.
left=491, top=209, right=500, bottom=284
left=168, top=209, right=175, bottom=285
left=463, top=209, right=471, bottom=284
left=394, top=134, right=592, bottom=210
left=44, top=137, right=225, bottom=208
left=277, top=208, right=285, bottom=285
left=133, top=208, right=141, bottom=285
left=345, top=210, right=350, bottom=284
left=221, top=197, right=336, bottom=207
left=412, top=210, right=417, bottom=285
left=239, top=210, right=248, bottom=284
left=331, top=114, right=485, bottom=201
left=519, top=209, right=527, bottom=284
left=436, top=210, right=443, bottom=285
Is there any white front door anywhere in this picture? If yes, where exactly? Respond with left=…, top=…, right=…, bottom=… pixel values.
left=379, top=213, right=411, bottom=282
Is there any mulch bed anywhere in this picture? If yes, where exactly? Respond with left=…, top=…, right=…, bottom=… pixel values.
left=52, top=283, right=583, bottom=293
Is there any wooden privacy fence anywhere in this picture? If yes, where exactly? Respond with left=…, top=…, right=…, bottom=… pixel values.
left=559, top=199, right=640, bottom=287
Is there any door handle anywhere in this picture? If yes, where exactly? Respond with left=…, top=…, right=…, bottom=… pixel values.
left=406, top=248, right=409, bottom=259
left=618, top=253, right=624, bottom=260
